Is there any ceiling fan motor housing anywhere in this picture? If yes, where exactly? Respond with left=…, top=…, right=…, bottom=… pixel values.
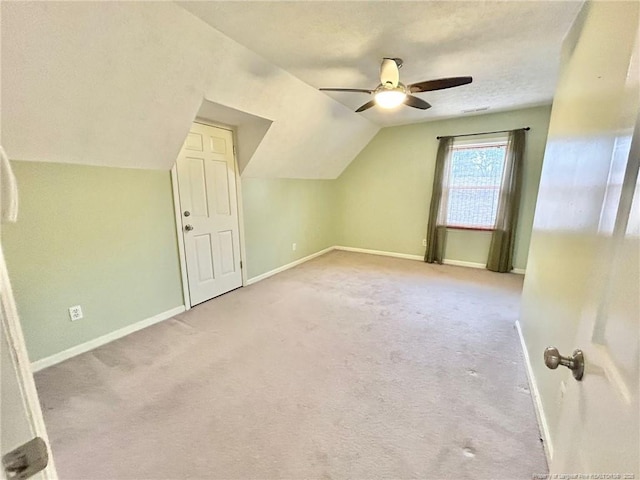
left=380, top=58, right=401, bottom=87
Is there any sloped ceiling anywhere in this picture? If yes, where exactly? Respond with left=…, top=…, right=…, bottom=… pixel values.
left=180, top=1, right=583, bottom=126
left=196, top=100, right=273, bottom=175
left=0, top=2, right=378, bottom=178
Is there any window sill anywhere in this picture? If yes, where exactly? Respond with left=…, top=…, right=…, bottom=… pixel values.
left=446, top=225, right=495, bottom=232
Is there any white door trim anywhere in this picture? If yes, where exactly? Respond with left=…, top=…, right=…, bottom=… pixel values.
left=171, top=121, right=247, bottom=309
left=234, top=158, right=249, bottom=287
left=170, top=165, right=192, bottom=310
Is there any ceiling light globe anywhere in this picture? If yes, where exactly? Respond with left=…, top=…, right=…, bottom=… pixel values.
left=375, top=89, right=407, bottom=109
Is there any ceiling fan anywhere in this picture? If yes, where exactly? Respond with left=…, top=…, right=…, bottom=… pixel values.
left=319, top=58, right=472, bottom=112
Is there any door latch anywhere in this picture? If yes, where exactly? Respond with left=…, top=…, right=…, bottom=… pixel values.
left=2, top=437, right=49, bottom=479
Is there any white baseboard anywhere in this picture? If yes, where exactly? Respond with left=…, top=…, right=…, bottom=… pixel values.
left=333, top=247, right=526, bottom=274
left=32, top=248, right=522, bottom=370
left=246, top=246, right=423, bottom=286
left=246, top=247, right=335, bottom=286
left=245, top=246, right=524, bottom=289
left=333, top=246, right=424, bottom=261
left=31, top=305, right=186, bottom=372
left=443, top=259, right=526, bottom=274
left=515, top=320, right=553, bottom=463
left=442, top=258, right=485, bottom=269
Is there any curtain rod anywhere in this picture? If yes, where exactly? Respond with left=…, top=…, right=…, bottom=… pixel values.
left=436, top=127, right=530, bottom=140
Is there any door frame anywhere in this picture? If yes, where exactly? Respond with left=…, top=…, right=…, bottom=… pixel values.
left=170, top=119, right=248, bottom=310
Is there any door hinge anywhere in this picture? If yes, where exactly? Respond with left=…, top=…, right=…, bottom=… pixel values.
left=240, top=260, right=243, bottom=269
left=2, top=437, right=49, bottom=480
left=233, top=145, right=237, bottom=156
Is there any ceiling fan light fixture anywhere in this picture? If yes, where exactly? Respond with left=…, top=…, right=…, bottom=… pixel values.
left=319, top=58, right=472, bottom=113
left=374, top=88, right=407, bottom=109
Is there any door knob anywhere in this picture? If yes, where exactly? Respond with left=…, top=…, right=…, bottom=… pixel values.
left=2, top=437, right=49, bottom=479
left=544, top=346, right=584, bottom=381
left=184, top=224, right=194, bottom=232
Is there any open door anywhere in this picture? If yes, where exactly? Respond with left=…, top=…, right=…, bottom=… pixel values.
left=547, top=6, right=639, bottom=473
left=549, top=112, right=639, bottom=473
left=519, top=2, right=639, bottom=475
left=1, top=149, right=57, bottom=480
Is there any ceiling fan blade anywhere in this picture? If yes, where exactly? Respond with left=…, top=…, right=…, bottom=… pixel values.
left=355, top=100, right=376, bottom=113
left=408, top=76, right=473, bottom=93
left=319, top=88, right=373, bottom=94
left=404, top=95, right=431, bottom=110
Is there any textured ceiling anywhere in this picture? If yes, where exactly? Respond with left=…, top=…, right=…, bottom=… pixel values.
left=1, top=2, right=377, bottom=178
left=180, top=1, right=583, bottom=127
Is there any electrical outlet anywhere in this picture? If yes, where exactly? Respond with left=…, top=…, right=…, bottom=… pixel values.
left=422, top=239, right=427, bottom=247
left=292, top=243, right=297, bottom=251
left=69, top=305, right=83, bottom=321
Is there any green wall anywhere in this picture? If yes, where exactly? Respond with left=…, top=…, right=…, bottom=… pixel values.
left=1, top=162, right=339, bottom=362
left=2, top=161, right=184, bottom=362
left=3, top=106, right=551, bottom=363
left=241, top=178, right=337, bottom=279
left=335, top=105, right=552, bottom=270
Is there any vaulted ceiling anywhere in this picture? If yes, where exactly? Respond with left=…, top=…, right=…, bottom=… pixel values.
left=1, top=2, right=377, bottom=178
left=1, top=1, right=582, bottom=179
left=180, top=1, right=583, bottom=126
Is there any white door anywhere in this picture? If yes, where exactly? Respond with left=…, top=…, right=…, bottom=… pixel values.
left=175, top=123, right=242, bottom=306
left=1, top=151, right=56, bottom=479
left=550, top=118, right=640, bottom=474
left=529, top=3, right=639, bottom=474
left=1, top=257, right=57, bottom=480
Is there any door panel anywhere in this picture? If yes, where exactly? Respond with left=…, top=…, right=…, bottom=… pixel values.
left=212, top=160, right=231, bottom=215
left=210, top=135, right=227, bottom=154
left=176, top=123, right=242, bottom=306
left=551, top=10, right=639, bottom=472
left=186, top=158, right=208, bottom=217
left=194, top=234, right=215, bottom=282
left=1, top=249, right=57, bottom=480
left=552, top=160, right=639, bottom=471
left=185, top=132, right=204, bottom=151
left=519, top=2, right=639, bottom=474
left=218, top=230, right=236, bottom=275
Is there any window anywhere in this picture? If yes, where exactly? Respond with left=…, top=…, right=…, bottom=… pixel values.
left=446, top=141, right=507, bottom=229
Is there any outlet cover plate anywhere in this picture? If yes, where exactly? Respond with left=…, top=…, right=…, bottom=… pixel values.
left=69, top=305, right=83, bottom=321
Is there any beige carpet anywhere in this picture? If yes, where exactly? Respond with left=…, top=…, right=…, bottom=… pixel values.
left=35, top=251, right=547, bottom=479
